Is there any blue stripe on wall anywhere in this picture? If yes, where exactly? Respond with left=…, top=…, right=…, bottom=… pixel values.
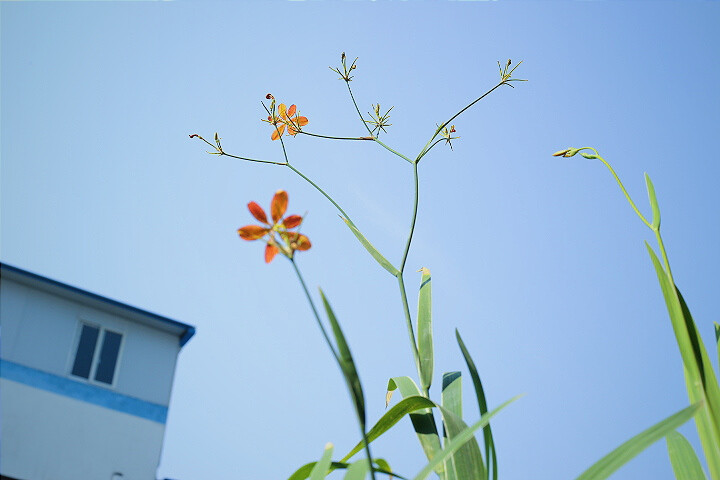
left=0, top=359, right=168, bottom=424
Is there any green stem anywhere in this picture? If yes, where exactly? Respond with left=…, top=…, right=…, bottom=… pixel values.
left=290, top=259, right=340, bottom=364
left=417, top=81, right=505, bottom=160
left=220, top=152, right=286, bottom=166
left=285, top=163, right=356, bottom=225
left=654, top=229, right=675, bottom=284
left=592, top=149, right=653, bottom=230
left=299, top=131, right=374, bottom=141
left=397, top=274, right=423, bottom=394
left=415, top=138, right=446, bottom=164
left=374, top=137, right=414, bottom=164
left=397, top=162, right=425, bottom=395
left=401, top=162, right=420, bottom=273
left=291, top=259, right=377, bottom=480
left=346, top=81, right=374, bottom=137
left=344, top=81, right=413, bottom=164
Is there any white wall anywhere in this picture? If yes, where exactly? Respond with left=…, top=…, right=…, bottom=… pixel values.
left=1, top=278, right=181, bottom=406
left=1, top=378, right=165, bottom=480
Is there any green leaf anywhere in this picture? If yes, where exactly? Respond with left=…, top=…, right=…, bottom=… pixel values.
left=341, top=396, right=437, bottom=462
left=344, top=459, right=370, bottom=480
left=714, top=322, right=720, bottom=373
left=457, top=329, right=497, bottom=480
left=387, top=377, right=443, bottom=474
left=644, top=173, right=661, bottom=230
left=441, top=372, right=464, bottom=480
left=321, top=289, right=366, bottom=427
left=442, top=372, right=463, bottom=420
left=309, top=443, right=334, bottom=480
left=575, top=403, right=701, bottom=480
left=289, top=461, right=408, bottom=480
left=417, top=267, right=434, bottom=391
left=342, top=218, right=399, bottom=276
left=413, top=395, right=520, bottom=480
left=647, top=243, right=720, bottom=477
left=438, top=403, right=486, bottom=480
left=666, top=431, right=707, bottom=480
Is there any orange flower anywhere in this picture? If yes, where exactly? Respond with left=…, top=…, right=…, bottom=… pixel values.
left=237, top=190, right=311, bottom=263
left=262, top=99, right=309, bottom=141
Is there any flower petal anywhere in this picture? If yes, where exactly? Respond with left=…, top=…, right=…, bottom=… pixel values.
left=294, top=233, right=312, bottom=251
left=237, top=225, right=269, bottom=240
left=271, top=190, right=288, bottom=223
left=247, top=201, right=268, bottom=224
left=278, top=103, right=287, bottom=118
left=283, top=214, right=303, bottom=228
left=265, top=243, right=279, bottom=263
left=287, top=104, right=297, bottom=117
left=271, top=123, right=285, bottom=141
left=296, top=116, right=309, bottom=127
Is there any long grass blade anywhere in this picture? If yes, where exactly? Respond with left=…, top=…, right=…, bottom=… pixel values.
left=417, top=267, right=434, bottom=391
left=387, top=377, right=443, bottom=474
left=647, top=244, right=720, bottom=478
left=575, top=403, right=701, bottom=480
left=413, top=395, right=520, bottom=480
left=715, top=322, right=720, bottom=374
left=309, top=443, right=335, bottom=480
left=439, top=403, right=486, bottom=480
left=442, top=372, right=463, bottom=419
left=667, top=431, right=708, bottom=480
left=289, top=461, right=407, bottom=480
left=644, top=173, right=661, bottom=230
left=457, top=329, right=497, bottom=480
left=344, top=460, right=370, bottom=480
left=342, top=218, right=399, bottom=276
left=341, top=396, right=437, bottom=462
left=321, top=289, right=366, bottom=426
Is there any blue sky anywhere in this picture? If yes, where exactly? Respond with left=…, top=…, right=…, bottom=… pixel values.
left=2, top=1, right=719, bottom=479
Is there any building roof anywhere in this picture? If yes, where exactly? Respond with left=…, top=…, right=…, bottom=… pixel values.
left=0, top=263, right=195, bottom=347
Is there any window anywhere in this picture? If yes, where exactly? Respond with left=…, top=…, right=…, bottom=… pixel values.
left=71, top=323, right=123, bottom=386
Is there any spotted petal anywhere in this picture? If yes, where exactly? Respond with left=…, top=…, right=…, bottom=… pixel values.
left=271, top=123, right=285, bottom=141
left=265, top=243, right=279, bottom=263
left=291, top=233, right=312, bottom=251
left=248, top=202, right=268, bottom=224
left=283, top=215, right=303, bottom=229
left=237, top=225, right=269, bottom=240
left=271, top=190, right=288, bottom=223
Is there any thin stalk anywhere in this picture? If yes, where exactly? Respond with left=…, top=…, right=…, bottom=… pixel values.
left=374, top=138, right=414, bottom=164
left=285, top=163, right=356, bottom=225
left=415, top=138, right=446, bottom=165
left=654, top=229, right=675, bottom=284
left=593, top=149, right=653, bottom=230
left=291, top=259, right=340, bottom=363
left=220, top=152, right=286, bottom=166
left=299, top=131, right=374, bottom=141
left=417, top=81, right=505, bottom=160
left=291, top=259, right=377, bottom=480
left=344, top=81, right=413, bottom=164
left=397, top=162, right=425, bottom=395
left=401, top=162, right=420, bottom=273
left=346, top=81, right=374, bottom=137
left=398, top=274, right=423, bottom=394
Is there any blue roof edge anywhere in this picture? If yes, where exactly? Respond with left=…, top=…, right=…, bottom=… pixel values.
left=0, top=263, right=196, bottom=348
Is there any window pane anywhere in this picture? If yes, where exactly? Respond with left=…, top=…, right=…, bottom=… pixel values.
left=94, top=330, right=122, bottom=384
left=71, top=325, right=99, bottom=379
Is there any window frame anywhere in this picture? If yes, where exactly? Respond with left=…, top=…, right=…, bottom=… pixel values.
left=68, top=319, right=125, bottom=388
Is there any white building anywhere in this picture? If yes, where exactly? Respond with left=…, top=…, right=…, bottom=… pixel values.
left=0, top=264, right=195, bottom=480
